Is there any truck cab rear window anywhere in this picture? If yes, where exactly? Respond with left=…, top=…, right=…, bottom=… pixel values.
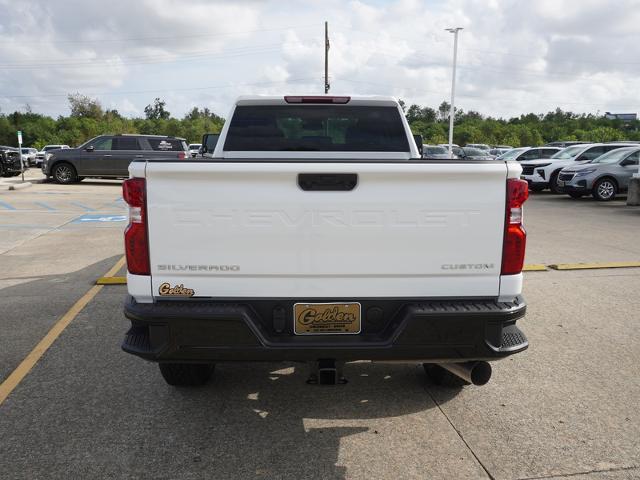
left=224, top=106, right=410, bottom=152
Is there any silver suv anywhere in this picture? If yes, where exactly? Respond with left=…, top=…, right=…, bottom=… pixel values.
left=558, top=146, right=640, bottom=200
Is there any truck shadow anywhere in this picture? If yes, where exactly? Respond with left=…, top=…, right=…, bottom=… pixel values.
left=149, top=362, right=463, bottom=479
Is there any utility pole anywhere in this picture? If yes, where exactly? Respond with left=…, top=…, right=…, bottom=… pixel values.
left=324, top=21, right=330, bottom=94
left=445, top=27, right=462, bottom=158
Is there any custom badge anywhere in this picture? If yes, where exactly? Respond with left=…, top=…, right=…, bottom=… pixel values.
left=158, top=282, right=195, bottom=297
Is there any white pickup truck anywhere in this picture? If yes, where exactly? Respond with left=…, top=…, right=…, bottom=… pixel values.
left=122, top=95, right=529, bottom=387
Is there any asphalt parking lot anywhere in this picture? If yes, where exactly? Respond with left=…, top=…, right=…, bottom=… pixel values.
left=1, top=171, right=639, bottom=480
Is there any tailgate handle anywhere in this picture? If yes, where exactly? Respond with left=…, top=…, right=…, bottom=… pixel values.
left=298, top=173, right=358, bottom=191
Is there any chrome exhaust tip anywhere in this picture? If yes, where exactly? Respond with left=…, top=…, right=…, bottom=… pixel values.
left=437, top=361, right=492, bottom=386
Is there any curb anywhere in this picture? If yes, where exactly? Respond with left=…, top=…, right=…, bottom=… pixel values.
left=8, top=182, right=33, bottom=191
left=522, top=264, right=548, bottom=272
left=96, top=276, right=127, bottom=285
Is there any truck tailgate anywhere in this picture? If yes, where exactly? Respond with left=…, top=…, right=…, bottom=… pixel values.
left=145, top=161, right=507, bottom=298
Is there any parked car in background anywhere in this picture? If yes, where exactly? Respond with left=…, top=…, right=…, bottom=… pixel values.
left=558, top=146, right=640, bottom=200
left=466, top=143, right=490, bottom=151
left=497, top=146, right=560, bottom=162
left=454, top=146, right=493, bottom=160
left=493, top=145, right=513, bottom=149
left=489, top=148, right=511, bottom=158
left=422, top=145, right=453, bottom=159
left=21, top=147, right=38, bottom=167
left=36, top=144, right=70, bottom=167
left=188, top=143, right=202, bottom=158
left=520, top=143, right=638, bottom=193
left=0, top=146, right=22, bottom=177
left=544, top=141, right=590, bottom=148
left=42, top=134, right=188, bottom=184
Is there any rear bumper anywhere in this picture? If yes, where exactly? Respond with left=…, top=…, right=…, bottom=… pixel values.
left=123, top=295, right=528, bottom=363
left=521, top=176, right=548, bottom=188
left=558, top=184, right=590, bottom=194
left=558, top=178, right=591, bottom=193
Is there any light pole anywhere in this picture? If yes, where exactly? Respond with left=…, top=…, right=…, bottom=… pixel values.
left=445, top=27, right=462, bottom=158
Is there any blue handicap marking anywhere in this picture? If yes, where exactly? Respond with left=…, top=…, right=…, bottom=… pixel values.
left=72, top=214, right=127, bottom=223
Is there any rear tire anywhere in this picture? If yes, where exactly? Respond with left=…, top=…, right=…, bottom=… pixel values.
left=592, top=178, right=617, bottom=201
left=52, top=162, right=78, bottom=184
left=529, top=185, right=545, bottom=192
left=159, top=363, right=215, bottom=386
left=423, top=363, right=469, bottom=387
left=549, top=171, right=563, bottom=194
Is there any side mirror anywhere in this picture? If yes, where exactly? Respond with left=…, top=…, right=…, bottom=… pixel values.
left=413, top=135, right=423, bottom=157
left=85, top=145, right=94, bottom=152
left=201, top=133, right=220, bottom=155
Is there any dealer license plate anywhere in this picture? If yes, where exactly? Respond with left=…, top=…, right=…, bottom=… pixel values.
left=293, top=302, right=361, bottom=335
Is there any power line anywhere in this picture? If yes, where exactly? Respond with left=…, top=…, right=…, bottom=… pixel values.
left=0, top=42, right=303, bottom=67
left=461, top=47, right=640, bottom=66
left=331, top=24, right=640, bottom=67
left=338, top=77, right=640, bottom=109
left=369, top=48, right=639, bottom=82
left=0, top=38, right=321, bottom=70
left=0, top=77, right=321, bottom=100
left=0, top=24, right=318, bottom=46
left=0, top=46, right=286, bottom=70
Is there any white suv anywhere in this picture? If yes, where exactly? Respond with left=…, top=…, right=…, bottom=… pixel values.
left=520, top=143, right=637, bottom=193
left=35, top=144, right=70, bottom=167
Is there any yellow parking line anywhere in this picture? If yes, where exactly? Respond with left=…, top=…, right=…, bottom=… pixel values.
left=523, top=264, right=548, bottom=272
left=549, top=261, right=640, bottom=271
left=96, top=276, right=127, bottom=285
left=0, top=256, right=126, bottom=406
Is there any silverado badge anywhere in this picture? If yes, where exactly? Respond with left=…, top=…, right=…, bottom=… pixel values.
left=158, top=282, right=195, bottom=297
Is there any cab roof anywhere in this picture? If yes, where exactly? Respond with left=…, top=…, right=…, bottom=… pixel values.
left=234, top=95, right=400, bottom=107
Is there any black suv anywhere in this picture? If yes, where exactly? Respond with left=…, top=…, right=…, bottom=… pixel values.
left=0, top=146, right=22, bottom=177
left=43, top=134, right=188, bottom=184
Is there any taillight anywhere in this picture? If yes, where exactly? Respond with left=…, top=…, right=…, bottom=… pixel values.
left=501, top=178, right=529, bottom=275
left=178, top=151, right=186, bottom=160
left=284, top=96, right=350, bottom=104
left=123, top=178, right=150, bottom=275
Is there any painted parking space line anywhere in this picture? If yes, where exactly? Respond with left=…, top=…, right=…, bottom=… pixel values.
left=70, top=202, right=96, bottom=211
left=0, top=201, right=17, bottom=210
left=71, top=214, right=127, bottom=224
left=0, top=256, right=126, bottom=406
left=0, top=224, right=58, bottom=230
left=34, top=201, right=57, bottom=211
left=549, top=261, right=640, bottom=271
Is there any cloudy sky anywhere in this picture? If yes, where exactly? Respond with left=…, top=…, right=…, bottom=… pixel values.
left=1, top=0, right=639, bottom=119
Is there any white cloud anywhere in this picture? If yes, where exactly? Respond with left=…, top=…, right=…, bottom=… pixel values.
left=1, top=0, right=639, bottom=118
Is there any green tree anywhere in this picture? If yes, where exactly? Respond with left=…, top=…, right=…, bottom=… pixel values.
left=68, top=93, right=104, bottom=119
left=144, top=98, right=170, bottom=120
